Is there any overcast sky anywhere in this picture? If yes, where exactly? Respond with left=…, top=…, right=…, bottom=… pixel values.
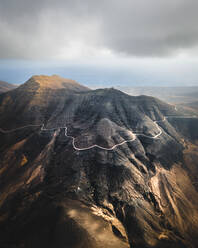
left=1, top=0, right=198, bottom=86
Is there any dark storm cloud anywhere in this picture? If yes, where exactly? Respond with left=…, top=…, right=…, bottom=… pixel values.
left=0, top=0, right=198, bottom=59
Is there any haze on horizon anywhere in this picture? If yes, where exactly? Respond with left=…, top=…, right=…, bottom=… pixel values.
left=1, top=0, right=198, bottom=87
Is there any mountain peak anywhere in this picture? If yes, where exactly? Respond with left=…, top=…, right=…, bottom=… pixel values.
left=27, top=74, right=89, bottom=91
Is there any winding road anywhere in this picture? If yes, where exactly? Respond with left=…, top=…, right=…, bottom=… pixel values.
left=0, top=106, right=197, bottom=151
left=64, top=126, right=136, bottom=151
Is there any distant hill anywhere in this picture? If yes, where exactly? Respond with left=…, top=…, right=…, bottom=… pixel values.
left=186, top=101, right=198, bottom=109
left=116, top=86, right=198, bottom=104
left=0, top=80, right=17, bottom=93
left=181, top=101, right=198, bottom=115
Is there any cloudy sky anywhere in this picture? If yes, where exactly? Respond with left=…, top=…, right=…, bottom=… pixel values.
left=1, top=0, right=198, bottom=86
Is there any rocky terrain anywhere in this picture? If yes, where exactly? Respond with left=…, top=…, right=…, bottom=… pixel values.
left=0, top=80, right=17, bottom=94
left=0, top=75, right=198, bottom=248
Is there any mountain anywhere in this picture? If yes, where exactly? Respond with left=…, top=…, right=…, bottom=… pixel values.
left=0, top=80, right=17, bottom=93
left=0, top=75, right=198, bottom=248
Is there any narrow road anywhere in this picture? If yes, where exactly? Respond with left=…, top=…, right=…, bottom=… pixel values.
left=0, top=107, right=197, bottom=151
left=64, top=127, right=136, bottom=151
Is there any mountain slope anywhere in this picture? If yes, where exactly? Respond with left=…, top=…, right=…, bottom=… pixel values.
left=0, top=75, right=198, bottom=248
left=0, top=80, right=17, bottom=93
